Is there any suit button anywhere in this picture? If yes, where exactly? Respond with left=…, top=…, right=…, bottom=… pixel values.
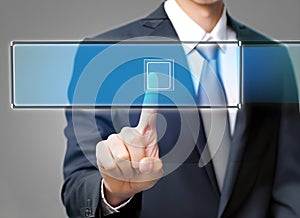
left=85, top=207, right=91, bottom=217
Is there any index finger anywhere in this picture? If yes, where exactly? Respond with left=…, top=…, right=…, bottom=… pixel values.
left=136, top=72, right=158, bottom=134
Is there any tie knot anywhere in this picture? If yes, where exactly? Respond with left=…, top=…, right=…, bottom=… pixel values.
left=196, top=43, right=219, bottom=61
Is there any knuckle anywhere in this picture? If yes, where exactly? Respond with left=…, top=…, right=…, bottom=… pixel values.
left=96, top=141, right=105, bottom=158
left=96, top=159, right=102, bottom=168
left=107, top=133, right=117, bottom=141
left=119, top=127, right=130, bottom=137
left=116, top=153, right=129, bottom=161
left=154, top=159, right=163, bottom=172
left=120, top=127, right=140, bottom=141
left=97, top=160, right=105, bottom=171
left=120, top=126, right=131, bottom=132
left=105, top=164, right=117, bottom=172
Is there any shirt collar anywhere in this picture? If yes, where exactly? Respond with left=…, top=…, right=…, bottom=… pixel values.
left=164, top=0, right=229, bottom=54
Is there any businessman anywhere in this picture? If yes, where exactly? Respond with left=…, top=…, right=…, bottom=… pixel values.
left=62, top=0, right=300, bottom=217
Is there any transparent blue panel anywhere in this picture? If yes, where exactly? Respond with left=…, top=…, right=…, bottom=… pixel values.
left=242, top=43, right=300, bottom=104
left=13, top=44, right=77, bottom=107
left=12, top=42, right=241, bottom=108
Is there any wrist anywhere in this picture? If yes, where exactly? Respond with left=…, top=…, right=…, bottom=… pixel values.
left=100, top=179, right=134, bottom=216
left=103, top=181, right=133, bottom=206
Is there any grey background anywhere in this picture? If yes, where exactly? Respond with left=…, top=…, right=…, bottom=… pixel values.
left=0, top=0, right=299, bottom=217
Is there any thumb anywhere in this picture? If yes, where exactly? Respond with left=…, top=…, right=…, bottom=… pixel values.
left=136, top=72, right=158, bottom=135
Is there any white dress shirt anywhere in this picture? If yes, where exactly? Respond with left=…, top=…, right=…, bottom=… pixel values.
left=164, top=0, right=239, bottom=135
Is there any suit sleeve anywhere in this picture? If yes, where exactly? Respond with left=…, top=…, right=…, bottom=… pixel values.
left=61, top=109, right=143, bottom=218
left=61, top=40, right=143, bottom=217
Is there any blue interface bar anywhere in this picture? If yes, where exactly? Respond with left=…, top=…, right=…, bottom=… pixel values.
left=11, top=41, right=300, bottom=108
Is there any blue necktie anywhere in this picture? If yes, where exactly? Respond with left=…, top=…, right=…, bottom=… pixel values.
left=197, top=44, right=226, bottom=107
left=196, top=44, right=231, bottom=191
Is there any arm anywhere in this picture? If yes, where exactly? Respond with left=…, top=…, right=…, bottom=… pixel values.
left=61, top=109, right=143, bottom=217
left=62, top=41, right=163, bottom=217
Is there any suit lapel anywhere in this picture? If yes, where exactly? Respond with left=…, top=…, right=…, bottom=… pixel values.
left=143, top=6, right=178, bottom=40
left=217, top=107, right=248, bottom=217
left=141, top=5, right=256, bottom=214
left=184, top=108, right=221, bottom=197
left=217, top=17, right=246, bottom=218
left=217, top=17, right=263, bottom=217
left=142, top=4, right=222, bottom=196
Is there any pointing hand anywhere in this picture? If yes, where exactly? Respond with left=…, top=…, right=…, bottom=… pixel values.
left=96, top=73, right=163, bottom=206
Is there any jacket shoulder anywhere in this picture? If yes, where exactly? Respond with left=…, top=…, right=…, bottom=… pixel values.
left=86, top=4, right=169, bottom=41
left=228, top=16, right=271, bottom=42
left=89, top=19, right=150, bottom=41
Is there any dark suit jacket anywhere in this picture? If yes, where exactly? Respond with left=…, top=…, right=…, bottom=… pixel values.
left=62, top=4, right=300, bottom=218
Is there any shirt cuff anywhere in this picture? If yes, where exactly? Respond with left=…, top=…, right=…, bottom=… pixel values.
left=100, top=179, right=134, bottom=216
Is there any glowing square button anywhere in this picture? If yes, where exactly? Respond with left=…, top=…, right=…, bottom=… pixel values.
left=145, top=59, right=174, bottom=91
